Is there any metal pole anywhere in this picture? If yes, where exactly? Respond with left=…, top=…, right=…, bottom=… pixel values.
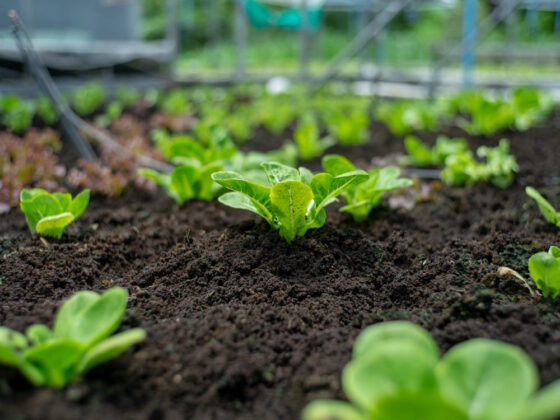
left=299, top=0, right=310, bottom=83
left=234, top=0, right=247, bottom=81
left=462, top=0, right=477, bottom=88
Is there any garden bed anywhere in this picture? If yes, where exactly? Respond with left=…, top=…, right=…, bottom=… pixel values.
left=1, top=113, right=560, bottom=420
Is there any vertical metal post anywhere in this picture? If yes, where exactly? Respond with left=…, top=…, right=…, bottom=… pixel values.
left=234, top=0, right=247, bottom=81
left=556, top=0, right=560, bottom=34
left=299, top=0, right=310, bottom=83
left=462, top=0, right=477, bottom=88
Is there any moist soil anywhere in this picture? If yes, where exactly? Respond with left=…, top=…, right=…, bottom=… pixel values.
left=1, top=114, right=560, bottom=420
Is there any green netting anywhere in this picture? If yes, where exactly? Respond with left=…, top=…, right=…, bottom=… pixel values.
left=245, top=0, right=322, bottom=31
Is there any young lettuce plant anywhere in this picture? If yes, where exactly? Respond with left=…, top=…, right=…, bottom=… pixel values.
left=1, top=95, right=35, bottom=133
left=139, top=130, right=237, bottom=204
left=36, top=96, right=58, bottom=125
left=528, top=246, right=560, bottom=299
left=303, top=321, right=560, bottom=420
left=402, top=135, right=468, bottom=167
left=326, top=110, right=370, bottom=146
left=0, top=287, right=145, bottom=388
left=294, top=113, right=335, bottom=161
left=71, top=83, right=107, bottom=117
left=526, top=187, right=560, bottom=229
left=212, top=162, right=368, bottom=242
left=20, top=188, right=90, bottom=239
left=322, top=154, right=413, bottom=222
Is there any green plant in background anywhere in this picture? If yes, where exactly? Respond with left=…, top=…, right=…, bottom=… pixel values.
left=458, top=98, right=515, bottom=137
left=70, top=83, right=107, bottom=117
left=139, top=130, right=237, bottom=204
left=0, top=287, right=145, bottom=388
left=20, top=188, right=90, bottom=239
left=294, top=113, right=335, bottom=161
left=441, top=139, right=518, bottom=188
left=529, top=246, right=560, bottom=299
left=323, top=154, right=413, bottom=222
left=526, top=187, right=560, bottom=229
left=226, top=105, right=255, bottom=143
left=212, top=162, right=367, bottom=243
left=374, top=100, right=439, bottom=137
left=258, top=96, right=297, bottom=135
left=1, top=95, right=35, bottom=133
left=326, top=110, right=370, bottom=146
left=115, top=86, right=140, bottom=109
left=35, top=96, right=58, bottom=125
left=512, top=87, right=555, bottom=131
left=303, top=321, right=560, bottom=420
left=159, top=88, right=191, bottom=115
left=402, top=135, right=469, bottom=167
left=95, top=101, right=124, bottom=128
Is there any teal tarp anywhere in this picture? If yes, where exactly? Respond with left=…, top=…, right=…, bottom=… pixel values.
left=245, top=0, right=322, bottom=31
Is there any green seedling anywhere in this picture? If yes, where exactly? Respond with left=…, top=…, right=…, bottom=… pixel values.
left=71, top=83, right=107, bottom=117
left=1, top=95, right=35, bottom=133
left=402, top=135, right=468, bottom=167
left=36, top=96, right=58, bottom=125
left=212, top=162, right=368, bottom=243
left=294, top=113, right=335, bottom=161
left=529, top=246, right=560, bottom=300
left=326, top=110, right=369, bottom=146
left=374, top=100, right=439, bottom=136
left=0, top=287, right=145, bottom=388
left=526, top=187, right=560, bottom=229
left=323, top=154, right=413, bottom=222
left=441, top=139, right=518, bottom=188
left=95, top=101, right=123, bottom=128
left=303, top=321, right=560, bottom=420
left=115, top=86, right=140, bottom=108
left=159, top=88, right=191, bottom=115
left=20, top=188, right=90, bottom=239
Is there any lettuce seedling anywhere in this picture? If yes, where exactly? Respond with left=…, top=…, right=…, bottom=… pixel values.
left=512, top=87, right=554, bottom=131
left=526, top=187, right=560, bottom=229
left=402, top=135, right=468, bottom=167
left=95, top=101, right=123, bottom=128
left=0, top=287, right=145, bottom=388
left=323, top=154, right=413, bottom=222
left=20, top=188, right=90, bottom=239
left=294, top=113, right=335, bottom=161
left=71, top=83, right=107, bottom=117
left=36, top=96, right=58, bottom=125
left=1, top=95, right=35, bottom=133
left=374, top=100, right=439, bottom=136
left=258, top=97, right=297, bottom=135
left=326, top=110, right=369, bottom=146
left=528, top=246, right=560, bottom=299
left=115, top=86, right=140, bottom=108
left=212, top=162, right=368, bottom=242
left=441, top=139, right=518, bottom=188
left=139, top=131, right=237, bottom=204
left=303, top=321, right=560, bottom=420
left=159, top=88, right=191, bottom=115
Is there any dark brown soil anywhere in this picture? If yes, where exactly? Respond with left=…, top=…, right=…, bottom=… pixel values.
left=1, top=113, right=560, bottom=420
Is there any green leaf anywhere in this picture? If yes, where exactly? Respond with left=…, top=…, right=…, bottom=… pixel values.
left=0, top=326, right=28, bottom=351
left=526, top=187, right=559, bottom=227
left=270, top=181, right=313, bottom=243
left=342, top=340, right=439, bottom=413
left=302, top=400, right=365, bottom=420
left=528, top=251, right=560, bottom=299
left=352, top=321, right=438, bottom=361
left=77, top=328, right=146, bottom=375
left=311, top=170, right=368, bottom=213
left=516, top=380, right=560, bottom=420
left=68, top=189, right=90, bottom=219
left=23, top=339, right=84, bottom=388
left=64, top=287, right=129, bottom=348
left=403, top=135, right=433, bottom=167
left=261, top=162, right=301, bottom=185
left=138, top=168, right=170, bottom=187
left=436, top=338, right=538, bottom=420
left=53, top=193, right=72, bottom=211
left=28, top=193, right=62, bottom=228
left=170, top=166, right=198, bottom=204
left=373, top=393, right=467, bottom=420
left=322, top=154, right=357, bottom=176
left=26, top=325, right=53, bottom=346
left=36, top=212, right=75, bottom=239
left=218, top=192, right=273, bottom=224
left=54, top=291, right=100, bottom=338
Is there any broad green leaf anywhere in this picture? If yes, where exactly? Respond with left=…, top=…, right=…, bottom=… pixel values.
left=516, top=380, right=560, bottom=420
left=403, top=135, right=433, bottom=167
left=212, top=171, right=272, bottom=219
left=322, top=154, right=356, bottom=176
left=0, top=326, right=28, bottom=350
left=0, top=343, right=23, bottom=368
left=24, top=339, right=84, bottom=388
left=77, top=328, right=146, bottom=375
left=170, top=166, right=198, bottom=204
left=197, top=162, right=224, bottom=200
left=270, top=181, right=313, bottom=243
left=66, top=287, right=129, bottom=348
left=53, top=192, right=72, bottom=211
left=343, top=340, right=438, bottom=412
left=36, top=212, right=75, bottom=239
left=311, top=170, right=368, bottom=213
left=0, top=344, right=45, bottom=386
left=526, top=187, right=559, bottom=227
left=373, top=392, right=467, bottom=420
left=166, top=137, right=205, bottom=160
left=550, top=246, right=560, bottom=259
left=137, top=168, right=170, bottom=187
left=54, top=290, right=100, bottom=338
left=68, top=189, right=90, bottom=219
left=302, top=400, right=365, bottom=420
left=261, top=162, right=300, bottom=185
left=352, top=321, right=439, bottom=361
left=528, top=251, right=560, bottom=299
left=436, top=338, right=538, bottom=420
left=22, top=193, right=62, bottom=232
left=299, top=167, right=314, bottom=185
left=218, top=192, right=273, bottom=224
left=26, top=325, right=53, bottom=346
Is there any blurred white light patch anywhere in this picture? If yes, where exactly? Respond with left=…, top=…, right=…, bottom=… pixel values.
left=266, top=77, right=291, bottom=94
